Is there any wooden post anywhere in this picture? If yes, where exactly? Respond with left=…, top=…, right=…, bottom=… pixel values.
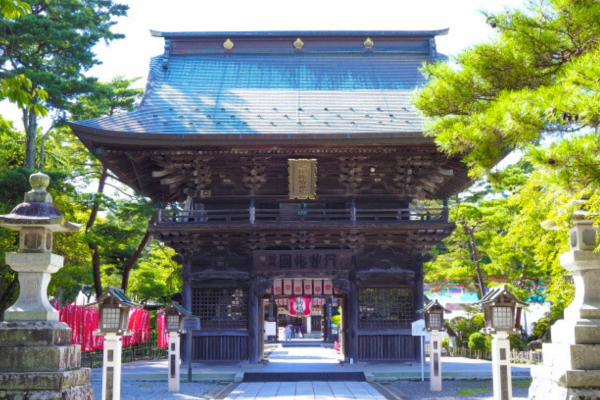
left=248, top=279, right=260, bottom=364
left=415, top=252, right=425, bottom=361
left=181, top=258, right=192, bottom=365
left=346, top=263, right=359, bottom=363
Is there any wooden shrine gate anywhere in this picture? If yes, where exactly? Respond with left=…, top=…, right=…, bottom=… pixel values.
left=181, top=248, right=420, bottom=363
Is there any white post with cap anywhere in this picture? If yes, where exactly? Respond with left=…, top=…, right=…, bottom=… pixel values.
left=102, top=333, right=123, bottom=400
left=168, top=332, right=181, bottom=392
left=491, top=330, right=512, bottom=400
left=429, top=328, right=442, bottom=391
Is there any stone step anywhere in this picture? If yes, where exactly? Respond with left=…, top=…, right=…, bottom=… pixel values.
left=0, top=321, right=72, bottom=347
left=531, top=365, right=600, bottom=390
left=0, top=344, right=81, bottom=372
left=0, top=368, right=91, bottom=391
left=550, top=319, right=600, bottom=345
left=542, top=343, right=600, bottom=370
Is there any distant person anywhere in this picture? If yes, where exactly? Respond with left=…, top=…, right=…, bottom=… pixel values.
left=285, top=324, right=292, bottom=342
left=291, top=325, right=296, bottom=339
left=297, top=325, right=303, bottom=339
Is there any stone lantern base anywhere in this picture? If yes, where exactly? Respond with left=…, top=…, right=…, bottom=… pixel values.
left=528, top=319, right=600, bottom=400
left=0, top=321, right=94, bottom=400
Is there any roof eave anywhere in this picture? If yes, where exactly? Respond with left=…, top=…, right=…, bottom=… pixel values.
left=68, top=122, right=436, bottom=148
left=150, top=29, right=450, bottom=39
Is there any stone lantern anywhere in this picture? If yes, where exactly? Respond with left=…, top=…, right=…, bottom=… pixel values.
left=0, top=172, right=80, bottom=321
left=420, top=299, right=448, bottom=331
left=475, top=285, right=526, bottom=400
left=163, top=301, right=191, bottom=334
left=87, top=288, right=140, bottom=400
left=161, top=301, right=192, bottom=392
left=0, top=172, right=93, bottom=399
left=418, top=299, right=451, bottom=392
left=87, top=287, right=139, bottom=335
left=529, top=207, right=600, bottom=399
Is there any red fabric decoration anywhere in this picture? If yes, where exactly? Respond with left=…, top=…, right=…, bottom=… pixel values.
left=289, top=296, right=311, bottom=316
left=56, top=302, right=151, bottom=352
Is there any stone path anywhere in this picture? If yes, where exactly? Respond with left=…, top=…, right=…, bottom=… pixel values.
left=225, top=381, right=385, bottom=399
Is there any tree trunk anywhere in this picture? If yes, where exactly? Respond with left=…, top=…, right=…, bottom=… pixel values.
left=121, top=214, right=157, bottom=293
left=38, top=123, right=55, bottom=171
left=518, top=263, right=527, bottom=289
left=87, top=166, right=108, bottom=297
left=466, top=228, right=486, bottom=299
left=89, top=242, right=102, bottom=297
left=0, top=273, right=19, bottom=320
left=22, top=108, right=38, bottom=171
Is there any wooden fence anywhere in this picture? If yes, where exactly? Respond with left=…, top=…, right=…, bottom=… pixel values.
left=444, top=346, right=543, bottom=364
left=80, top=330, right=167, bottom=369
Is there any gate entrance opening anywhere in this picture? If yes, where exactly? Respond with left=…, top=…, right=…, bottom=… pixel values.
left=260, top=277, right=346, bottom=361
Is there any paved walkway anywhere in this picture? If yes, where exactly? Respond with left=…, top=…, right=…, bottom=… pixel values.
left=226, top=382, right=385, bottom=399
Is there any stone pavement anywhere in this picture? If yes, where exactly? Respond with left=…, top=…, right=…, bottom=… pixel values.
left=226, top=381, right=385, bottom=399
left=90, top=343, right=532, bottom=382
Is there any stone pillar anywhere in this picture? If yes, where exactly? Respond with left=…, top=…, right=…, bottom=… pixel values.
left=306, top=316, right=312, bottom=333
left=529, top=211, right=600, bottom=399
left=168, top=333, right=181, bottom=392
left=492, top=331, right=512, bottom=400
left=430, top=329, right=442, bottom=391
left=0, top=172, right=93, bottom=400
left=102, top=334, right=122, bottom=400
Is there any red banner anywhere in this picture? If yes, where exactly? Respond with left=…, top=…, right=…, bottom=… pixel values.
left=289, top=296, right=311, bottom=316
left=56, top=302, right=150, bottom=352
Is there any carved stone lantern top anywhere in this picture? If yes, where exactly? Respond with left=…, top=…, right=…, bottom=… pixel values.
left=0, top=172, right=80, bottom=253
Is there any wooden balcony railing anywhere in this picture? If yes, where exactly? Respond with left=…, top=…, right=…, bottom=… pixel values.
left=157, top=207, right=449, bottom=225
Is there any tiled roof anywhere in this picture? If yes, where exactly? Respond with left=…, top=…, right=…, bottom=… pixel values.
left=71, top=31, right=442, bottom=139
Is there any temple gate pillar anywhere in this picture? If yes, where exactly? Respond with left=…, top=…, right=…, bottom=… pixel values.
left=346, top=266, right=359, bottom=363
left=248, top=279, right=261, bottom=364
left=181, top=258, right=192, bottom=364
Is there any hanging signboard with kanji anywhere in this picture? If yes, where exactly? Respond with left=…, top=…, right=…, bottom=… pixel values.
left=289, top=296, right=311, bottom=316
left=254, top=250, right=352, bottom=273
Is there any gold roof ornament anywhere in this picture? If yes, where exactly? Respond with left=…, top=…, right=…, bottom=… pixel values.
left=223, top=38, right=234, bottom=50
left=363, top=37, right=374, bottom=49
left=293, top=38, right=304, bottom=50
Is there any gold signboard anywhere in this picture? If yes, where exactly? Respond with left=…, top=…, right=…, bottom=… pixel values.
left=288, top=159, right=317, bottom=200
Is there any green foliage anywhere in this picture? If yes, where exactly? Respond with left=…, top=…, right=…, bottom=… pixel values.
left=0, top=0, right=129, bottom=169
left=532, top=318, right=550, bottom=340
left=414, top=0, right=600, bottom=178
left=468, top=332, right=489, bottom=352
left=447, top=308, right=486, bottom=348
left=69, top=76, right=143, bottom=120
left=331, top=307, right=341, bottom=326
left=0, top=0, right=48, bottom=112
left=508, top=334, right=523, bottom=350
left=0, top=0, right=30, bottom=18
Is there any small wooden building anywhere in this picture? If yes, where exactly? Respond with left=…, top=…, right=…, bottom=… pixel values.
left=70, top=30, right=470, bottom=364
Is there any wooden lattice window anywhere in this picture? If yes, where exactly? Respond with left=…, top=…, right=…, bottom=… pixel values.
left=358, top=287, right=414, bottom=329
left=192, top=288, right=248, bottom=329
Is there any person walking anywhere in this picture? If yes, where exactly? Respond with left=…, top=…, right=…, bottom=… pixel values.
left=285, top=324, right=292, bottom=342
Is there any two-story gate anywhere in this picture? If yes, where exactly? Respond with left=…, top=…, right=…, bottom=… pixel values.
left=69, top=30, right=471, bottom=364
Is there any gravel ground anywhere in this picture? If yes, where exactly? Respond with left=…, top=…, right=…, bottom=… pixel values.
left=90, top=380, right=221, bottom=400
left=389, top=379, right=531, bottom=400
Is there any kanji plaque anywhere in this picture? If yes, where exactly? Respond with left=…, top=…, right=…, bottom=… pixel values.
left=288, top=159, right=317, bottom=200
